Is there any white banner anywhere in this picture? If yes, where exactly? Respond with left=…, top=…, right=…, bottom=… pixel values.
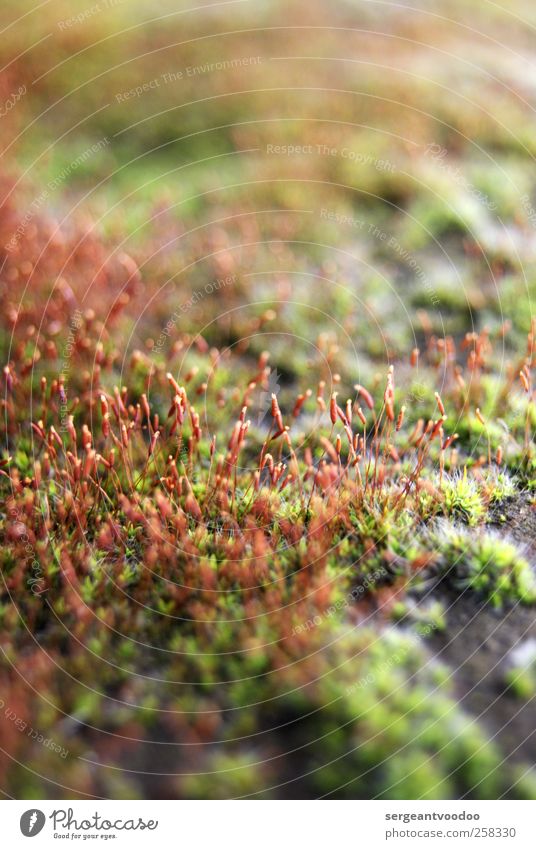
left=1, top=800, right=535, bottom=848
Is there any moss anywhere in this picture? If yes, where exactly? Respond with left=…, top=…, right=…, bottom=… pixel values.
left=483, top=470, right=517, bottom=503
left=188, top=628, right=525, bottom=800
left=504, top=640, right=536, bottom=699
left=181, top=752, right=271, bottom=799
left=391, top=599, right=447, bottom=635
left=442, top=471, right=486, bottom=526
left=421, top=523, right=536, bottom=607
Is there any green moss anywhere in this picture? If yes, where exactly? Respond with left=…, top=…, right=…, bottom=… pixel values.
left=504, top=641, right=536, bottom=699
left=422, top=524, right=536, bottom=607
left=442, top=471, right=486, bottom=526
left=391, top=599, right=447, bottom=635
left=483, top=470, right=517, bottom=503
left=181, top=627, right=525, bottom=799
left=181, top=752, right=271, bottom=799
